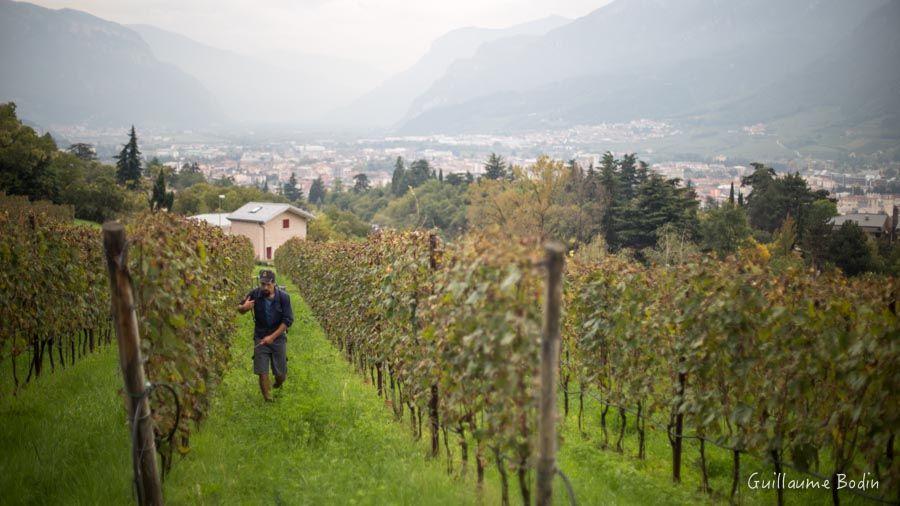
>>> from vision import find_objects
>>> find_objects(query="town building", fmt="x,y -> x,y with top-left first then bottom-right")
228,202 -> 314,261
829,206 -> 898,240
190,202 -> 314,262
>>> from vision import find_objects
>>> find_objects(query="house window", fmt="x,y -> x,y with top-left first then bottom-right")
266,246 -> 272,259
283,218 -> 290,229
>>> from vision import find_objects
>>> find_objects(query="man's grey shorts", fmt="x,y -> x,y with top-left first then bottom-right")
253,337 -> 287,376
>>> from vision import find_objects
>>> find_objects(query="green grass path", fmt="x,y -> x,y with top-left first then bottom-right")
161,270 -> 487,505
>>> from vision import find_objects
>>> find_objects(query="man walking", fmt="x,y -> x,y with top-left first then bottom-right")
238,269 -> 294,401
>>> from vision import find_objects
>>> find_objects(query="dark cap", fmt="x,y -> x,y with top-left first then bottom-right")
258,270 -> 276,283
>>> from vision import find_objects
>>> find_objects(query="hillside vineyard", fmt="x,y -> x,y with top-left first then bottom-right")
275,232 -> 899,505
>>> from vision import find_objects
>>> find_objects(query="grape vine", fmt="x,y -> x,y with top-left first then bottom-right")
277,232 -> 899,504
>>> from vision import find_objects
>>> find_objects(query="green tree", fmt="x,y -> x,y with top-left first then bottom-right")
698,203 -> 752,258
407,159 -> 434,188
66,143 -> 96,161
391,157 -> 407,196
328,207 -> 371,238
144,156 -> 165,179
172,161 -> 205,190
445,173 -> 468,186
353,173 -> 371,193
618,153 -> 638,200
149,168 -> 174,212
645,222 -> 701,266
48,152 -> 133,222
741,163 -> 830,233
282,172 -> 302,202
598,151 -> 622,248
115,125 -> 142,189
308,176 -> 326,205
826,222 -> 876,276
0,102 -> 58,199
615,174 -> 699,251
483,153 -> 507,180
799,199 -> 838,267
374,179 -> 467,236
172,182 -> 288,215
769,215 -> 798,258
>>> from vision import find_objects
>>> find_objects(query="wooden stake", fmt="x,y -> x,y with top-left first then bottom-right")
428,233 -> 440,458
537,242 -> 565,506
102,222 -> 163,506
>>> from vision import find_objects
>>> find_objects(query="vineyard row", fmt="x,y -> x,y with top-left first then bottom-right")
275,231 -> 899,505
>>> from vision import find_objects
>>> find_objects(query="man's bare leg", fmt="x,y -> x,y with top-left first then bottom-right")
273,374 -> 286,389
258,374 -> 273,401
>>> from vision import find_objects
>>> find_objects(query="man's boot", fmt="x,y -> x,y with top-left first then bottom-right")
273,374 -> 286,389
259,374 -> 273,402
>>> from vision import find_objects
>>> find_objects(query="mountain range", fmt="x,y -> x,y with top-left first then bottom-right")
0,0 -> 220,128
397,0 -> 895,133
330,15 -> 570,128
2,0 -> 898,160
129,24 -> 385,126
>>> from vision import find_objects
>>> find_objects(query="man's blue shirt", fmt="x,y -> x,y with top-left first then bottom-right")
245,287 -> 294,341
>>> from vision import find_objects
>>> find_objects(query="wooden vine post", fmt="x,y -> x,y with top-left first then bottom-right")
537,242 -> 565,506
672,358 -> 686,483
428,232 -> 441,458
102,222 -> 164,506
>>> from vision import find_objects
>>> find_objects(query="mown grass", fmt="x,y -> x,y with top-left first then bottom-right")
554,391 -> 884,506
0,345 -> 133,505
162,268 -> 489,505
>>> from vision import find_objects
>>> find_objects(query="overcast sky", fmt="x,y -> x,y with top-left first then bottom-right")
28,0 -> 612,74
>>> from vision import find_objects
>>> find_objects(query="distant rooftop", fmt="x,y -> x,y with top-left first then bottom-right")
829,213 -> 891,229
227,202 -> 314,223
190,213 -> 231,227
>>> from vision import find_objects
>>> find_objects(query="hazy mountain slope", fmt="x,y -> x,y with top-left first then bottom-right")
130,24 -> 384,126
332,15 -> 570,128
398,0 -> 887,134
713,0 -> 900,129
0,0 -> 221,128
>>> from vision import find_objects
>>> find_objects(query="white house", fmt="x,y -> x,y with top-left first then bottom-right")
226,202 -> 314,261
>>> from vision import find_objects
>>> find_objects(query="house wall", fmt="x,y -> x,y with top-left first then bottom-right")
230,220 -> 265,260
264,211 -> 307,260
228,212 -> 308,262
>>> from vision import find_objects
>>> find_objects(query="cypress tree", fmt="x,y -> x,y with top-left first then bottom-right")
282,172 -> 301,202
483,153 -> 507,180
391,156 -> 407,196
308,176 -> 326,205
149,168 -> 174,212
115,125 -> 142,188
